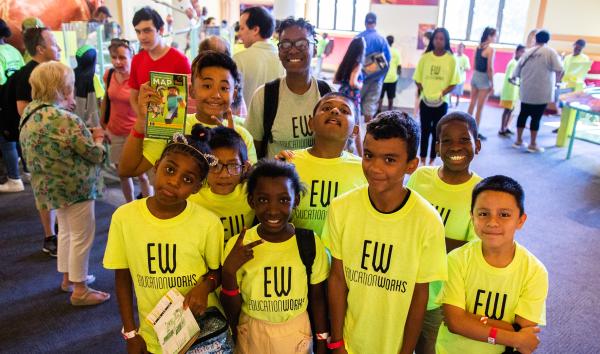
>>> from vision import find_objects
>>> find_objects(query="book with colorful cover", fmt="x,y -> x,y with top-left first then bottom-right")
146,288 -> 200,354
146,72 -> 188,140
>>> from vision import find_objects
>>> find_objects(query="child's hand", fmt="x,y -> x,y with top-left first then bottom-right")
210,108 -> 235,129
332,347 -> 348,354
223,228 -> 263,276
275,150 -> 295,161
138,83 -> 162,119
183,281 -> 210,315
515,326 -> 541,354
315,340 -> 328,354
126,335 -> 148,354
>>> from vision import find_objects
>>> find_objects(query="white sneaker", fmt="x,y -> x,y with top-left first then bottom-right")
527,145 -> 545,153
0,178 -> 25,192
21,172 -> 31,184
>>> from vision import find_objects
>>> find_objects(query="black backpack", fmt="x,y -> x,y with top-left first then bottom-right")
259,78 -> 332,159
0,71 -> 22,142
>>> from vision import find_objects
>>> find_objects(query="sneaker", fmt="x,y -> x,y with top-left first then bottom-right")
505,129 -> 515,135
498,130 -> 508,137
43,235 -> 57,257
21,172 -> 31,184
512,141 -> 524,149
527,145 -> 545,153
477,133 -> 487,141
0,178 -> 25,193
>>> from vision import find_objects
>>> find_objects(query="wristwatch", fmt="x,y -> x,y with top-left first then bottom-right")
121,326 -> 138,340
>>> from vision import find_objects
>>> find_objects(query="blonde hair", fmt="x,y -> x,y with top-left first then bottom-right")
29,61 -> 74,103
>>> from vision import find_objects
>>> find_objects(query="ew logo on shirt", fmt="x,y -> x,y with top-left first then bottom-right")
310,180 -> 339,208
429,65 -> 442,76
292,115 -> 313,138
136,243 -> 199,290
221,214 -> 246,238
473,289 -> 508,320
248,266 -> 305,312
343,240 -> 408,293
432,204 -> 452,225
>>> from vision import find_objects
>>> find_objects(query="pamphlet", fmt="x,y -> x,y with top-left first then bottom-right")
146,71 -> 188,140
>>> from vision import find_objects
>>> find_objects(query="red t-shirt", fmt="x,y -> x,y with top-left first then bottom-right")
129,48 -> 191,91
104,70 -> 137,136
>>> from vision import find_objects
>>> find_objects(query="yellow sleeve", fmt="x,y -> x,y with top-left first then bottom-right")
449,56 -> 461,86
233,123 -> 258,163
406,168 -> 421,189
93,74 -> 105,99
321,201 -> 341,260
204,217 -> 224,270
142,137 -> 168,166
310,236 -> 331,284
416,216 -> 447,283
103,208 -> 129,269
438,249 -> 466,309
413,55 -> 425,83
514,261 -> 548,325
465,220 -> 478,242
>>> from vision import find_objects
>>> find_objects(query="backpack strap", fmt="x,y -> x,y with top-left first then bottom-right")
19,104 -> 52,132
103,68 -> 115,125
260,78 -> 281,159
295,227 -> 316,286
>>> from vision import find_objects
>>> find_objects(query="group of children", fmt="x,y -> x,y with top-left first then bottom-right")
103,48 -> 548,354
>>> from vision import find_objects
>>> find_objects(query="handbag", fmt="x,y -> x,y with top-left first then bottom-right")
186,307 -> 234,354
363,52 -> 389,76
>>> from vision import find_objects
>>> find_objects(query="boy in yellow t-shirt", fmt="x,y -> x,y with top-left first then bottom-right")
323,112 -> 447,354
408,111 -> 482,354
278,93 -> 367,236
436,175 -> 548,354
104,136 -> 224,353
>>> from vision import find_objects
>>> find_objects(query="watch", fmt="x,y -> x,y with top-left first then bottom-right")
121,326 -> 138,340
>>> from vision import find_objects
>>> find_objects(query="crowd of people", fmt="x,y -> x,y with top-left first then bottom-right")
5,5 -> 590,353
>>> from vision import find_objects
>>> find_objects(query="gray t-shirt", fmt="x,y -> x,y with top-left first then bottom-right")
512,45 -> 563,104
245,77 -> 325,158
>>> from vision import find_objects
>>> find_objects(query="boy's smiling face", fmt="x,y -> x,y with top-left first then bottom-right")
472,191 -> 527,250
309,96 -> 358,143
436,120 -> 480,174
192,66 -> 236,120
362,134 -> 419,195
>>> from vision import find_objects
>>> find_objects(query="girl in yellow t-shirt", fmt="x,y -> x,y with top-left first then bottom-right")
187,124 -> 254,242
221,159 -> 330,354
104,133 -> 224,353
436,175 -> 548,354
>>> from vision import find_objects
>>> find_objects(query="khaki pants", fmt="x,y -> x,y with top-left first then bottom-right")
415,307 -> 443,354
236,311 -> 312,354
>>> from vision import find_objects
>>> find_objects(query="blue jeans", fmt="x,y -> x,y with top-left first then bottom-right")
0,135 -> 20,179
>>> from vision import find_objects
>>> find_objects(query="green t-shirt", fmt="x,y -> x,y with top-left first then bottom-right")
316,38 -> 330,58
289,148 -> 366,236
435,240 -> 548,354
0,43 -> 25,85
407,166 -> 482,310
384,47 -> 402,84
413,51 -> 460,103
500,59 -> 519,102
455,54 -> 471,84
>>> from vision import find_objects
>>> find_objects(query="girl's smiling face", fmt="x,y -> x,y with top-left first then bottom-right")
192,66 -> 236,121
248,176 -> 298,237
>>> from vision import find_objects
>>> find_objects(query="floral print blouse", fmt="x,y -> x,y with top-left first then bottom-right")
19,100 -> 106,210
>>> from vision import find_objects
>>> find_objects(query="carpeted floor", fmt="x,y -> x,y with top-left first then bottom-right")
1,104 -> 599,353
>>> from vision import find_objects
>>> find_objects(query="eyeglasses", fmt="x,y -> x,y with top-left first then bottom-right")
277,39 -> 314,51
209,162 -> 244,176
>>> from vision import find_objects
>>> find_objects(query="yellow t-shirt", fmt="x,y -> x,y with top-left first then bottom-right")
413,51 -> 460,103
322,185 -> 447,354
189,183 -> 254,242
407,166 -> 482,310
103,199 -> 224,354
436,240 -> 548,354
290,148 -> 367,236
142,114 -> 257,165
562,53 -> 591,90
223,225 -> 330,323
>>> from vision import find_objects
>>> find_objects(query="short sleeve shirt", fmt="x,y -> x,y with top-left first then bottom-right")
129,48 -> 191,91
513,45 -> 563,104
413,52 -> 460,103
15,60 -> 39,102
104,69 -> 137,136
0,43 -> 25,85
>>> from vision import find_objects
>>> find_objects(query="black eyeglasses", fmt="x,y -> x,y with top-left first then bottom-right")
209,162 -> 244,176
277,39 -> 314,51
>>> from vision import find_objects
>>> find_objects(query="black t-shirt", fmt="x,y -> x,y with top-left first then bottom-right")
15,60 -> 39,102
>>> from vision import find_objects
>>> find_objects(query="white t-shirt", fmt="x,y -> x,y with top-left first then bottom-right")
245,77 -> 328,158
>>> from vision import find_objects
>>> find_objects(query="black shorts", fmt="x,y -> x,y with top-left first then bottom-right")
380,81 -> 397,99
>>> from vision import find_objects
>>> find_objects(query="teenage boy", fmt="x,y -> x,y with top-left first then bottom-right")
129,7 -> 191,116
278,92 -> 367,236
323,111 -> 447,354
407,112 -> 482,354
436,175 -> 548,354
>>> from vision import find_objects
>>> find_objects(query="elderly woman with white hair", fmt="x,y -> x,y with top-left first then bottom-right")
19,61 -> 110,306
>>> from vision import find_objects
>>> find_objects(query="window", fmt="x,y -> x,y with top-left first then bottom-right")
441,0 -> 529,45
311,0 -> 371,32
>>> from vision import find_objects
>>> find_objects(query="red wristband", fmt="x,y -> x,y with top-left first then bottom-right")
220,287 -> 240,296
130,128 -> 145,139
327,339 -> 344,350
488,327 -> 498,345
